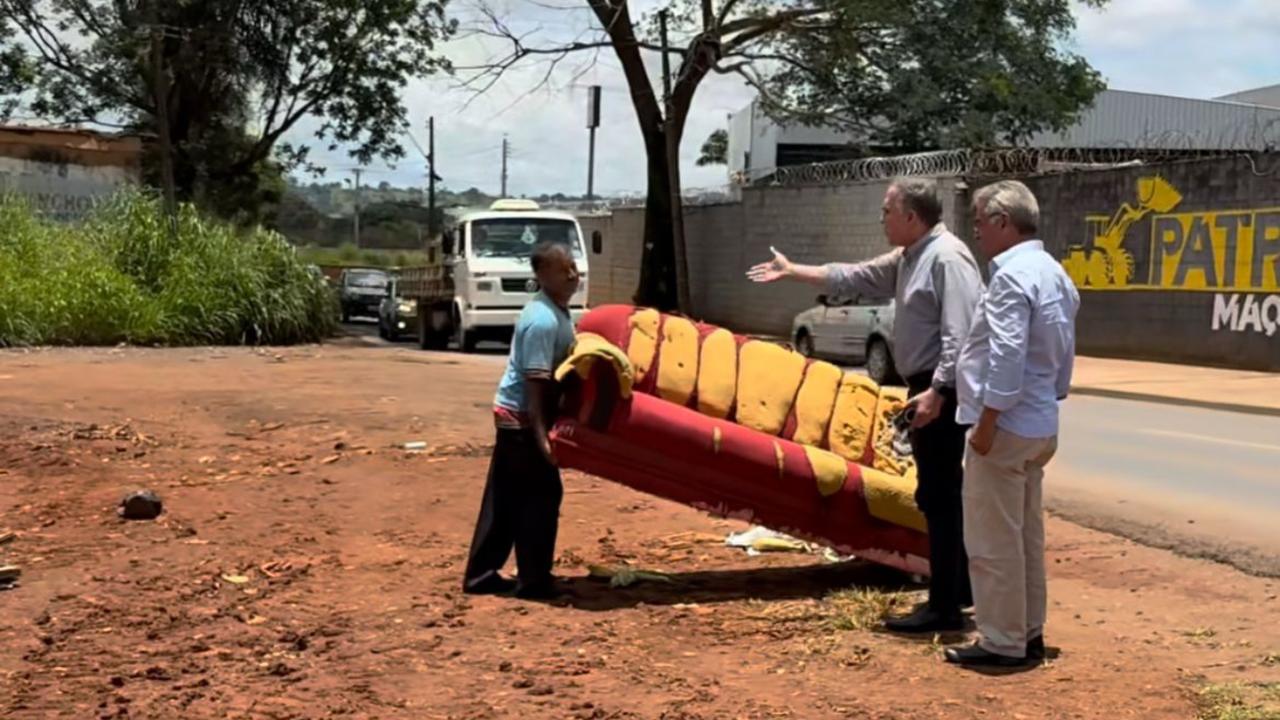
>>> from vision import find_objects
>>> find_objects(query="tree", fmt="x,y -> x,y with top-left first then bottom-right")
0,0 -> 456,221
697,128 -> 727,166
463,0 -> 1106,312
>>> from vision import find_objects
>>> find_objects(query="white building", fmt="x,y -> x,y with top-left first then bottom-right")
727,88 -> 1280,184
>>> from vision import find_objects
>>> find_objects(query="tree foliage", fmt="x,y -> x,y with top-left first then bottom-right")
697,129 -> 727,166
0,0 -> 456,221
754,0 -> 1107,151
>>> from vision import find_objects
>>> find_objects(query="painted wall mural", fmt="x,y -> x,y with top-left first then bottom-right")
1061,175 -> 1280,340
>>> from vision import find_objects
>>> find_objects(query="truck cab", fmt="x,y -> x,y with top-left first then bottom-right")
422,199 -> 589,351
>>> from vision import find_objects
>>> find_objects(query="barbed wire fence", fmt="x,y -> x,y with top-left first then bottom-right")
744,123 -> 1280,189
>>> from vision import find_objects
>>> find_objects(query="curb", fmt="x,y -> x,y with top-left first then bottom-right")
1069,386 -> 1280,418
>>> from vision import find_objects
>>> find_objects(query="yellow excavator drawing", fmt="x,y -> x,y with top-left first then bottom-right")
1062,176 -> 1183,288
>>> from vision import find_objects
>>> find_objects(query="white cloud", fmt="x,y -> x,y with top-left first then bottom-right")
1071,0 -> 1280,97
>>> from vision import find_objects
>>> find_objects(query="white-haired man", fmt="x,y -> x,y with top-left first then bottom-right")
946,180 -> 1079,667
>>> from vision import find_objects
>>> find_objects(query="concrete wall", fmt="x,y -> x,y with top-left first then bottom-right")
1022,154 -> 1280,370
582,178 -> 964,337
0,126 -> 143,222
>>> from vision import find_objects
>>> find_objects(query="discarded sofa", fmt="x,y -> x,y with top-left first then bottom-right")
550,305 -> 930,576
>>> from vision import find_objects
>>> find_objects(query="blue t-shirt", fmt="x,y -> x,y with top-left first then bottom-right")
493,292 -> 575,420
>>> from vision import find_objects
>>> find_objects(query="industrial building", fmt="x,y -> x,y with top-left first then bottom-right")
727,87 -> 1280,184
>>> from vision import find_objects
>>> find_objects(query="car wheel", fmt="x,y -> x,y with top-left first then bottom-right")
866,338 -> 897,385
461,328 -> 479,353
795,331 -> 815,358
386,319 -> 400,342
377,319 -> 388,339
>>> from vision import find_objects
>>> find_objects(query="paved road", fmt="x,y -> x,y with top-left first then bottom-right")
1048,395 -> 1280,572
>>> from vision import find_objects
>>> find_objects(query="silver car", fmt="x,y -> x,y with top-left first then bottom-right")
792,293 -> 901,385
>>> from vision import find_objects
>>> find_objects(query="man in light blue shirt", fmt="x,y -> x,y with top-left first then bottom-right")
464,241 -> 579,600
946,180 -> 1080,668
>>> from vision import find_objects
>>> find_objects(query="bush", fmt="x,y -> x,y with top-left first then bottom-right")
0,192 -> 338,347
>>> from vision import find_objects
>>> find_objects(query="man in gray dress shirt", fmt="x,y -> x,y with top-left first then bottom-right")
944,180 -> 1079,667
748,177 -> 985,633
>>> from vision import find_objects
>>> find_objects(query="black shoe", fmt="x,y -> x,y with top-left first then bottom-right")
1027,635 -> 1045,661
463,572 -> 518,595
884,606 -> 965,634
944,642 -> 1027,667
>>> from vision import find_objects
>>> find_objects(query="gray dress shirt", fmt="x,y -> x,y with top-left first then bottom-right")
825,224 -> 985,388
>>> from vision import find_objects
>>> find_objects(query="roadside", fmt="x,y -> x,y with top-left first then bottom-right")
1070,356 -> 1280,417
1,342 -> 1278,719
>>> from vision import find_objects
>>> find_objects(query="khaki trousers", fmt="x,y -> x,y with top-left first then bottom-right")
963,428 -> 1058,658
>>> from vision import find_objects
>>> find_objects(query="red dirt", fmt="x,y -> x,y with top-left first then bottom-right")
1,339 -> 1277,719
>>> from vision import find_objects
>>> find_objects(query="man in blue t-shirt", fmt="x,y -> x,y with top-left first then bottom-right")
463,241 -> 579,600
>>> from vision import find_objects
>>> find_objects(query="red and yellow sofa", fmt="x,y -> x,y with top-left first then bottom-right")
550,305 -> 930,575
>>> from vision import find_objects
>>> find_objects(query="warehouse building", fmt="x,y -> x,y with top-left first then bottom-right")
727,87 -> 1280,184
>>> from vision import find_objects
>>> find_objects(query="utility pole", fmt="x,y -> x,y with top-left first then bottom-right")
350,168 -> 363,248
586,86 -> 601,202
500,136 -> 510,197
658,9 -> 691,314
427,116 -> 437,242
147,1 -> 177,238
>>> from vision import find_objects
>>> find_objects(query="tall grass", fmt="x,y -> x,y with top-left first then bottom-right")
0,192 -> 337,347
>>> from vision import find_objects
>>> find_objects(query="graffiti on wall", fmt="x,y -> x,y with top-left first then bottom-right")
0,160 -> 132,222
1061,175 -> 1280,337
1063,175 -> 1280,292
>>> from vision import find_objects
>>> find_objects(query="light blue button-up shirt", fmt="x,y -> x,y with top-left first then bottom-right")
956,240 -> 1080,438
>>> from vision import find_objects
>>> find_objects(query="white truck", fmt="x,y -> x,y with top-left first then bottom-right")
399,199 -> 589,352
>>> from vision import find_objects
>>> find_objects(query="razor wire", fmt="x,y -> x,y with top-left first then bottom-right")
754,124 -> 1280,188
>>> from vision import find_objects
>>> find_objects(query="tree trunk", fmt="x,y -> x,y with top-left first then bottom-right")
633,124 -> 679,311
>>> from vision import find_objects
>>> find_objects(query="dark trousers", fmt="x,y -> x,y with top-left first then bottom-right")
907,372 -> 973,614
463,427 -> 564,591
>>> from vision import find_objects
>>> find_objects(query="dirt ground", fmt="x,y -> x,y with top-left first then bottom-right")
1,335 -> 1278,719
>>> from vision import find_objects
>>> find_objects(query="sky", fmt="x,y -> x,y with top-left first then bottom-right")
289,0 -> 1280,197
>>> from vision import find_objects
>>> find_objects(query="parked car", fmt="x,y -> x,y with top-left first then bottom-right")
338,268 -> 390,322
377,275 -> 419,342
791,293 -> 901,385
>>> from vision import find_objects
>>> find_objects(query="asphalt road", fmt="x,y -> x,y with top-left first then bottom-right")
1048,395 -> 1280,574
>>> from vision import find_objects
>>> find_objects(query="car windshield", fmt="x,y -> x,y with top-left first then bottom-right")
348,270 -> 388,288
470,218 -> 582,259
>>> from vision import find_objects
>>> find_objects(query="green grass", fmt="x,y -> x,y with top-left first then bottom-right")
1197,682 -> 1280,720
0,192 -> 337,347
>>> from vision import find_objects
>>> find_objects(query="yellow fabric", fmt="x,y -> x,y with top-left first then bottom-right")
773,441 -> 786,480
656,317 -> 699,406
627,309 -> 661,384
803,445 -> 849,497
553,332 -> 635,398
870,386 -> 916,477
735,341 -> 807,436
827,373 -> 881,461
696,329 -> 737,419
862,466 -> 926,532
792,361 -> 842,447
